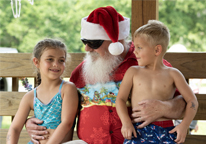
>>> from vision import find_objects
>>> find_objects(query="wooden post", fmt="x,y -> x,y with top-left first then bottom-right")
12,77 -> 19,121
131,0 -> 158,39
12,78 -> 19,92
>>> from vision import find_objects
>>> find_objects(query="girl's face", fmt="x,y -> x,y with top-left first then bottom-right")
34,48 -> 66,81
133,35 -> 156,66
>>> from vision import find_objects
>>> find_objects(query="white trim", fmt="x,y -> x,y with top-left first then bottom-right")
80,17 -> 130,40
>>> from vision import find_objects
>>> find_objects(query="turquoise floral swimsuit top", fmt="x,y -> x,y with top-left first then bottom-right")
33,80 -> 64,129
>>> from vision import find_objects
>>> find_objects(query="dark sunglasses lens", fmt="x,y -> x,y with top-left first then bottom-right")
81,39 -> 87,45
81,39 -> 104,49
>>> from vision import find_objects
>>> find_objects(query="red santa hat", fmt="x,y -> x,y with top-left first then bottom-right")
81,6 -> 130,55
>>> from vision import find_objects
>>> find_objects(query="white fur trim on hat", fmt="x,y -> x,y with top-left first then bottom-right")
81,17 -> 130,40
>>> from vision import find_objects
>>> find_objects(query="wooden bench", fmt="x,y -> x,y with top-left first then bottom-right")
0,52 -> 206,143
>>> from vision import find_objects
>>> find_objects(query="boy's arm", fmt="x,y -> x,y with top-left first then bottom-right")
116,67 -> 134,124
7,92 -> 33,144
170,68 -> 198,125
116,67 -> 137,139
169,68 -> 198,143
46,82 -> 78,144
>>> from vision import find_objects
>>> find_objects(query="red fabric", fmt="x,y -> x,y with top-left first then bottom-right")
70,42 -> 180,144
77,106 -> 126,144
70,61 -> 85,88
152,120 -> 174,128
87,6 -> 124,43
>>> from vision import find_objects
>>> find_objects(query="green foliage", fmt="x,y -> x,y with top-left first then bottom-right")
159,0 -> 206,51
0,0 -> 205,52
0,0 -> 131,53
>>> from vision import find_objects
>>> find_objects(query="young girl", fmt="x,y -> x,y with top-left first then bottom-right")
6,38 -> 79,144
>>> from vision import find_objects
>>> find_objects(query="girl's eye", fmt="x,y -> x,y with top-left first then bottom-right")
47,58 -> 53,61
138,47 -> 142,49
60,59 -> 65,63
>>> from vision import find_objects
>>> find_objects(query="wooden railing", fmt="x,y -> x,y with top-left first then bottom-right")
0,52 -> 206,143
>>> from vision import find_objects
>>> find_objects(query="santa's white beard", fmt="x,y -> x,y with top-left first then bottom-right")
82,51 -> 123,84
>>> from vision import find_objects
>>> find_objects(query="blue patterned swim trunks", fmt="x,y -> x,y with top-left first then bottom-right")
124,122 -> 177,144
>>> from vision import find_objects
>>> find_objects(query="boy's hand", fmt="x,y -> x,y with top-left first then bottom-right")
121,123 -> 137,140
169,123 -> 188,144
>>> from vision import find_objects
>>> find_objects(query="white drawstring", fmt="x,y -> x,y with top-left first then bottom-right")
11,0 -> 34,18
11,0 -> 21,18
28,0 -> 34,5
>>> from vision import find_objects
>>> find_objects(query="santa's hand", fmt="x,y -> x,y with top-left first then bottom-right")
25,117 -> 48,143
131,100 -> 164,128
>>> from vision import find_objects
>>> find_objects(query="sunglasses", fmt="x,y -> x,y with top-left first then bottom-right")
81,39 -> 104,49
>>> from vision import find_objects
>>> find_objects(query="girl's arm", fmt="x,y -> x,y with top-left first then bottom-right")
6,91 -> 33,144
116,67 -> 137,139
46,82 -> 78,144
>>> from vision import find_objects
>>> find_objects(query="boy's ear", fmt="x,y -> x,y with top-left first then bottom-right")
155,45 -> 162,56
33,57 -> 39,68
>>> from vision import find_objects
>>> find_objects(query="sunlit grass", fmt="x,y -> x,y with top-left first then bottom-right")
1,116 -> 26,129
191,121 -> 206,135
1,116 -> 11,129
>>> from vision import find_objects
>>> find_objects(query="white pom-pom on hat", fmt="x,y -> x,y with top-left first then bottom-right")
108,42 -> 124,55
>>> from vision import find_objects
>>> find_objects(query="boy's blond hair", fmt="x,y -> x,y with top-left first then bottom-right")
134,20 -> 170,54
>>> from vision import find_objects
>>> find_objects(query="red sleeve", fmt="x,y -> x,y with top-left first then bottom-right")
163,59 -> 172,67
70,61 -> 85,88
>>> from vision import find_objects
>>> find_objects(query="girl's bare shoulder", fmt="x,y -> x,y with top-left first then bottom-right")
20,89 -> 34,108
23,89 -> 35,99
62,81 -> 76,89
61,81 -> 78,97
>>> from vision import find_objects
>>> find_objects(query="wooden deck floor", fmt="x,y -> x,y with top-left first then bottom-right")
0,129 -> 79,143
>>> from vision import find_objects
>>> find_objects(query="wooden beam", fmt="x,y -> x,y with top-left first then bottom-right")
131,0 -> 158,38
0,129 -> 30,144
185,135 -> 206,144
1,91 -> 205,120
0,129 -> 79,144
0,92 -> 33,116
194,94 -> 206,120
164,52 -> 206,78
1,53 -> 205,79
0,53 -> 85,77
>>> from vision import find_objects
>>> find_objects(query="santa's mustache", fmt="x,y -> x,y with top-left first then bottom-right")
82,52 -> 123,84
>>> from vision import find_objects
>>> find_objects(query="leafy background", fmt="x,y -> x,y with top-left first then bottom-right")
0,0 -> 206,52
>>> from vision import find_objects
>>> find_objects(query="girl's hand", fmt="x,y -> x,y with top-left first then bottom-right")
25,117 -> 48,144
121,123 -> 137,140
169,123 -> 188,144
